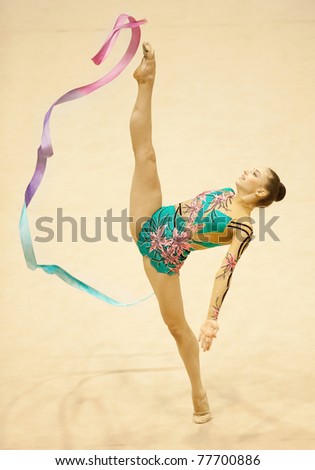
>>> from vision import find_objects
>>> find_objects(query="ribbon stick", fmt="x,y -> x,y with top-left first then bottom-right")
19,14 -> 154,306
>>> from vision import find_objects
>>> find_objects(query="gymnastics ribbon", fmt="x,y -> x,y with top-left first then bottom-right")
19,14 -> 154,307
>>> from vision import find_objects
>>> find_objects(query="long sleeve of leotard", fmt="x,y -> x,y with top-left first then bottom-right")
208,221 -> 253,320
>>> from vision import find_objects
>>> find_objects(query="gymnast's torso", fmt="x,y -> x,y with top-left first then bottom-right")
136,187 -> 253,275
174,187 -> 252,249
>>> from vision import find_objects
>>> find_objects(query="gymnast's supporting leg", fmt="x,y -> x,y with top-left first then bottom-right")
142,256 -> 211,422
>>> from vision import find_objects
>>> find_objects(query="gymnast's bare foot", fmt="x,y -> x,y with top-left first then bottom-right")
192,393 -> 212,424
133,42 -> 156,84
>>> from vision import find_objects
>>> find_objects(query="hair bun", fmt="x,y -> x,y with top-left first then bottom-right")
276,182 -> 286,202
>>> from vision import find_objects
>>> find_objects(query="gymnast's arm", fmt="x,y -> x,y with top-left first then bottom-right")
198,222 -> 253,352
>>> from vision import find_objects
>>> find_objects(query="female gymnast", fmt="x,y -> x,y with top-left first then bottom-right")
129,42 -> 286,424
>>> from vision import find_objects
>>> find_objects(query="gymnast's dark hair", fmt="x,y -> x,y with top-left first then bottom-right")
257,168 -> 286,207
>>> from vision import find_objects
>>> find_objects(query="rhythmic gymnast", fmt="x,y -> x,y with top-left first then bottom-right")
129,42 -> 286,424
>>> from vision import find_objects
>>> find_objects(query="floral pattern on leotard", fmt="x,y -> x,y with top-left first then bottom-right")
203,191 -> 234,220
216,252 -> 238,280
166,227 -> 192,256
149,225 -> 172,252
149,225 -> 194,272
209,297 -> 221,320
182,198 -> 203,222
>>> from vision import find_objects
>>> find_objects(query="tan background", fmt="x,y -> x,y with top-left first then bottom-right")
1,0 -> 315,450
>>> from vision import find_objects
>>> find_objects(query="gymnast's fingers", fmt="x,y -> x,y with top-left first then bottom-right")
207,337 -> 213,351
201,335 -> 208,351
201,336 -> 210,352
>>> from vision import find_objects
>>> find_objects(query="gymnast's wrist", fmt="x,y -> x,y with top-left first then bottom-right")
207,306 -> 220,321
207,315 -> 219,322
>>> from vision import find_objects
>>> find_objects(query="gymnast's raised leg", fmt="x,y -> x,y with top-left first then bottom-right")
129,42 -> 211,423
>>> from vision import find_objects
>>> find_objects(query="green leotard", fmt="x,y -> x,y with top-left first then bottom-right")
136,187 -> 237,275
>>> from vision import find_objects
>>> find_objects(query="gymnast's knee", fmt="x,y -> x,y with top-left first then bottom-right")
165,320 -> 190,340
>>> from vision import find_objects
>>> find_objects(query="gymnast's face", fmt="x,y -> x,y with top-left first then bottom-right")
236,167 -> 270,198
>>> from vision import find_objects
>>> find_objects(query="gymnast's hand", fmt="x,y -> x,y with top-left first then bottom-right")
198,319 -> 220,352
